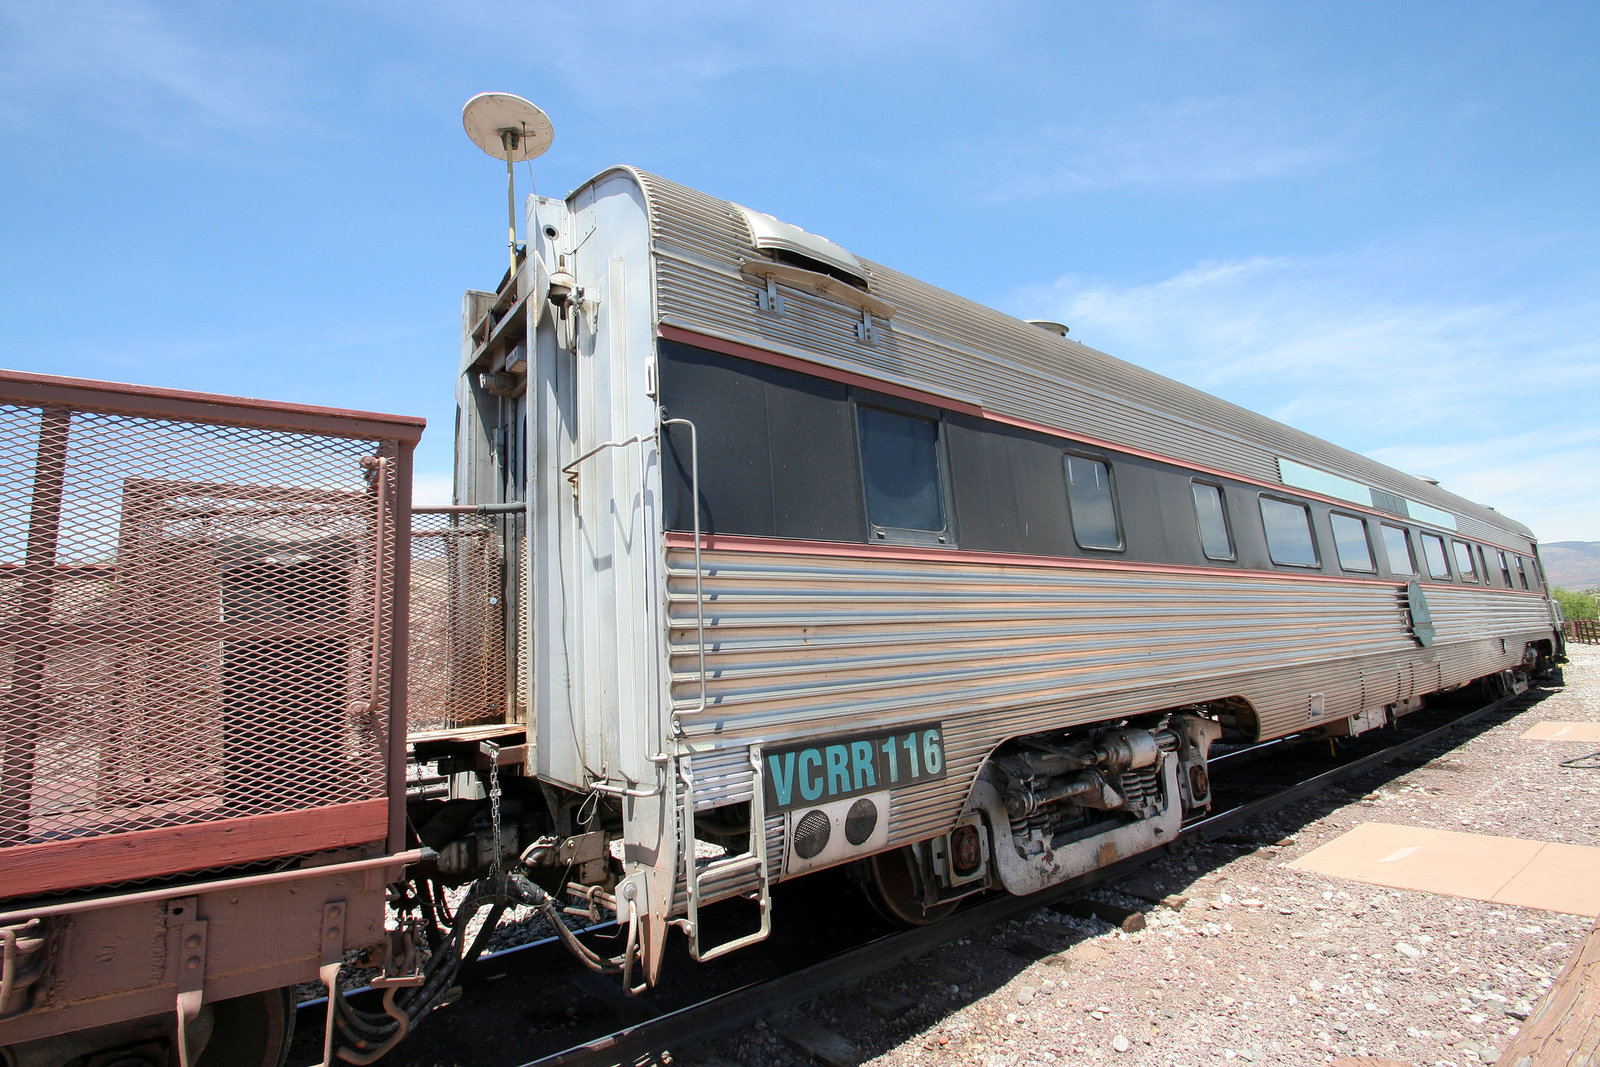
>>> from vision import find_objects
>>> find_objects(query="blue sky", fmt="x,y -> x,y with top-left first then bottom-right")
2,1 -> 1596,540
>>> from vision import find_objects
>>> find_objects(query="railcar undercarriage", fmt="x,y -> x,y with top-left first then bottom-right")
959,713 -> 1221,899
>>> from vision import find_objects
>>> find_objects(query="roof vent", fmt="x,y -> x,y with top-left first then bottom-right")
1027,320 -> 1070,337
736,205 -> 868,289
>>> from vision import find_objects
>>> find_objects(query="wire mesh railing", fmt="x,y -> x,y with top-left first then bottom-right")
407,508 -> 520,733
0,370 -> 421,900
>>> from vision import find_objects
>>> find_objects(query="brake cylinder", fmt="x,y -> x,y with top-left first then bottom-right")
1093,728 -> 1161,771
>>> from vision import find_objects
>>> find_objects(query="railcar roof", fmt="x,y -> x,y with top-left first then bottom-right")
569,167 -> 1536,547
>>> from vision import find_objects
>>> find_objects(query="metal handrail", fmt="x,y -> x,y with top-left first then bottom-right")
412,502 -> 525,515
661,418 -> 706,724
560,432 -> 656,495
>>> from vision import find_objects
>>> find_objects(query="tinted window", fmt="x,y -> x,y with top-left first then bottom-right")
1516,556 -> 1529,589
857,406 -> 946,539
1381,524 -> 1416,577
1191,481 -> 1234,560
1421,533 -> 1450,579
1065,454 -> 1121,550
659,340 -> 866,542
1260,497 -> 1319,567
1452,540 -> 1477,582
1331,513 -> 1375,572
1497,551 -> 1513,587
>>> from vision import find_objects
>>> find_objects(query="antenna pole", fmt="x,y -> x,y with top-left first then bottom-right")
464,95 -> 552,277
502,128 -> 519,278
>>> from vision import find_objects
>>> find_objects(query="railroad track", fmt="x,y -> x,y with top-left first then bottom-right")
292,682 -> 1546,1067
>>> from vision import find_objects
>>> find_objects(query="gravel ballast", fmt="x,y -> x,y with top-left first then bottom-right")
696,644 -> 1600,1067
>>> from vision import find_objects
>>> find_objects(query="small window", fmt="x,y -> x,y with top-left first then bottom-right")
1065,454 -> 1122,550
1260,497 -> 1319,568
857,405 -> 947,542
1420,533 -> 1450,580
1191,481 -> 1234,560
1330,513 -> 1375,572
1497,551 -> 1513,587
1516,556 -> 1529,590
1381,524 -> 1416,578
1452,540 -> 1477,582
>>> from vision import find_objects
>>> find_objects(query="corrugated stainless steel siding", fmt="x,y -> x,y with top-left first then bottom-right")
682,745 -> 754,811
665,545 -> 1548,850
626,170 -> 1536,550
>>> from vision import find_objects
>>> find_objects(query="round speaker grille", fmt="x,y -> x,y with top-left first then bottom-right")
844,797 -> 879,846
793,809 -> 832,859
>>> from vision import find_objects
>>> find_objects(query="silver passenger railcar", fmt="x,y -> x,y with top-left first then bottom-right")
448,162 -> 1562,982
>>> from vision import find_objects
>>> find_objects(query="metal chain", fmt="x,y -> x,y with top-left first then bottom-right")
482,741 -> 504,880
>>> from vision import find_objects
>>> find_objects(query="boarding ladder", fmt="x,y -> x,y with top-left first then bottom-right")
676,748 -> 772,961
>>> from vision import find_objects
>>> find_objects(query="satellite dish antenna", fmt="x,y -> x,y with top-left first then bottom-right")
462,93 -> 554,277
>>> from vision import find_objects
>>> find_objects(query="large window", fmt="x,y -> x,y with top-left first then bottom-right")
1452,540 -> 1478,582
1330,513 -> 1375,572
1191,481 -> 1234,560
1260,497 -> 1319,568
1065,454 -> 1122,550
1381,524 -> 1416,578
857,405 -> 948,543
1420,533 -> 1450,580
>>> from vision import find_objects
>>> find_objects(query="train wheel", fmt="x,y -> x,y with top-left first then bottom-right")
194,988 -> 294,1067
0,989 -> 291,1067
858,847 -> 958,926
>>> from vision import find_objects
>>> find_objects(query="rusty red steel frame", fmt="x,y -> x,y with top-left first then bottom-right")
0,366 -> 423,899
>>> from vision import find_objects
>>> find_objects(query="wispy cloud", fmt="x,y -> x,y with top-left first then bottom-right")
956,95 -> 1361,200
369,0 -> 987,118
0,1 -> 299,148
1008,249 -> 1600,540
1369,429 -> 1600,547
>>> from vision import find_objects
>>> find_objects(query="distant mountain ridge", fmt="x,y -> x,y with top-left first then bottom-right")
1543,541 -> 1600,590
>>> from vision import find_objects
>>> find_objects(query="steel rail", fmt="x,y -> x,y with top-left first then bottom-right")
514,683 -> 1540,1067
1187,685 -> 1531,840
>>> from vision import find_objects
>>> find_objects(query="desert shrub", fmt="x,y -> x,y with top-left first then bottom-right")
1551,585 -> 1599,621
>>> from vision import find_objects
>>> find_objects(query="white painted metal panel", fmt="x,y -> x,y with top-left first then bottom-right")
527,177 -> 665,793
